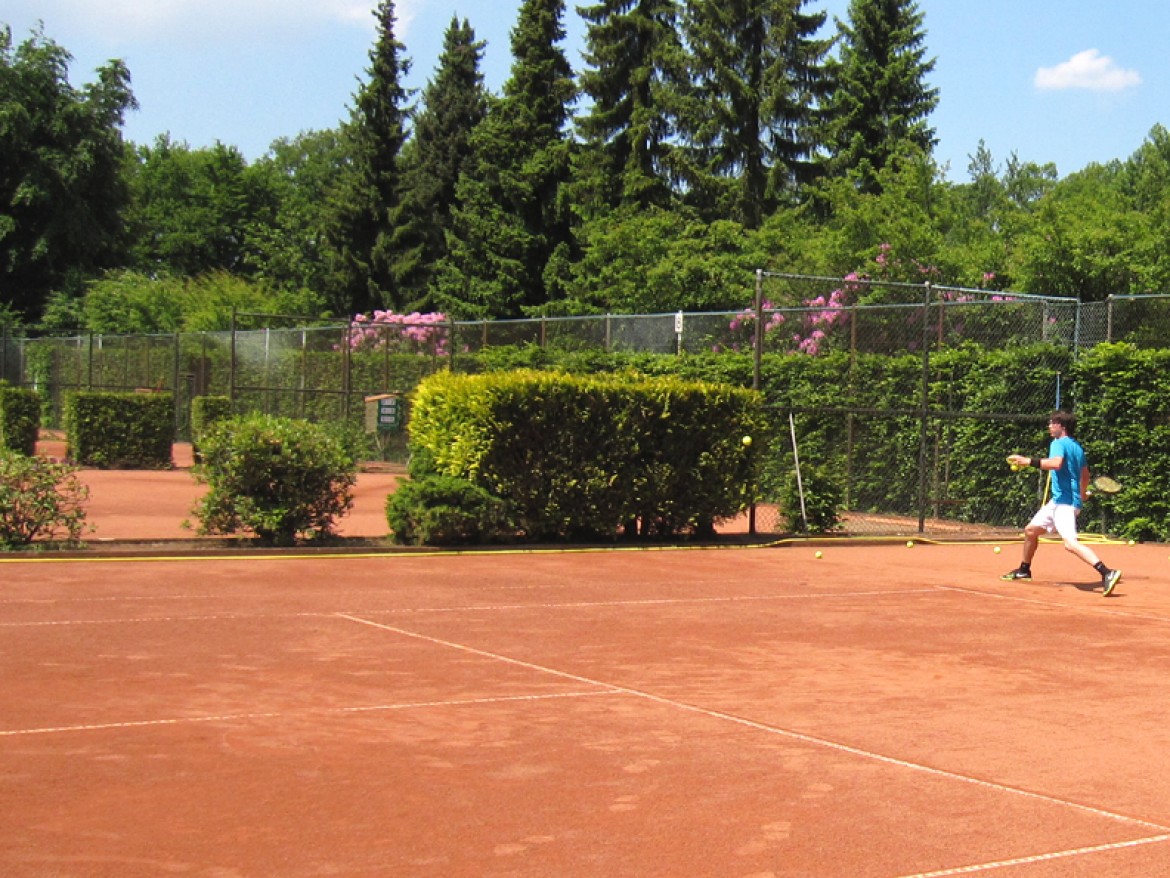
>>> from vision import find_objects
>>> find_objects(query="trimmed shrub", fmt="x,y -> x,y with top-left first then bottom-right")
0,384 -> 41,455
0,451 -> 90,548
192,413 -> 357,545
408,370 -> 765,540
386,474 -> 513,546
65,391 -> 175,468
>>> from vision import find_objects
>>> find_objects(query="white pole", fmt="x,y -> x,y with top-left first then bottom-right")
789,412 -> 808,531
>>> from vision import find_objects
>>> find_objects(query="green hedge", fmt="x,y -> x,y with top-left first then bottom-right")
408,370 -> 765,540
0,384 -> 41,455
64,392 -> 175,469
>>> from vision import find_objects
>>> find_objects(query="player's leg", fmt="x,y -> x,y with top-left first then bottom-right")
1054,505 -> 1121,594
1002,505 -> 1048,580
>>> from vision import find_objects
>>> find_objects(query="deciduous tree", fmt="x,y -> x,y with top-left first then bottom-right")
0,25 -> 135,321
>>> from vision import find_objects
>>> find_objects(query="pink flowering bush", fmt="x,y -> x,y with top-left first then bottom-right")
728,273 -> 864,356
344,310 -> 449,355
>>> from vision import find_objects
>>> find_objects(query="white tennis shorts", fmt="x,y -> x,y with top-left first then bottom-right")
1029,500 -> 1080,542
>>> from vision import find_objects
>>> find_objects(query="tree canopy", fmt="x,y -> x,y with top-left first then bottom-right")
2,5 -> 1168,334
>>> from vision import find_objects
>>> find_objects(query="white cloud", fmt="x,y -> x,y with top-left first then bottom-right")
1034,49 -> 1142,92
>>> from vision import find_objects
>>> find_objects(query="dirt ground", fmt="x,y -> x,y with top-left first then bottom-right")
34,433 -> 402,544
2,541 -> 1168,877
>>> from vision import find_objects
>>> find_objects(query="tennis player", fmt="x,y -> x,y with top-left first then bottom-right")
1002,410 -> 1122,596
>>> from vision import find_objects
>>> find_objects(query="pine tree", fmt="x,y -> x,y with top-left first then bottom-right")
676,0 -> 832,228
575,0 -> 686,212
825,0 -> 939,192
433,0 -> 576,318
394,18 -> 488,311
324,0 -> 412,316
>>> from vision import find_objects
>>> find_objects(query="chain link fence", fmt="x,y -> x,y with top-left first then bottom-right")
2,284 -> 1164,538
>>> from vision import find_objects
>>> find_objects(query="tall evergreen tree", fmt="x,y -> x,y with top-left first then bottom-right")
824,0 -> 938,192
433,0 -> 577,318
676,0 -> 832,228
0,25 -> 136,322
395,17 -> 488,310
574,0 -> 686,212
324,0 -> 412,316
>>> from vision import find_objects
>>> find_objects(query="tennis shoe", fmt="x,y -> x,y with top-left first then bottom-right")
1103,569 -> 1122,596
1000,568 -> 1031,581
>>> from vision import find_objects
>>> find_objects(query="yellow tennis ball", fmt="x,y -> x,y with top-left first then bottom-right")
814,550 -> 823,559
1128,539 -> 1136,546
741,435 -> 752,447
1010,464 -> 1022,472
906,540 -> 914,548
993,546 -> 1001,554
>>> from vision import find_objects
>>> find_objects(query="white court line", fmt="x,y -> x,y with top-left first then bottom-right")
937,585 -> 1170,624
0,589 -> 938,629
0,612 -> 320,628
0,690 -> 616,737
347,588 -> 938,616
337,612 -> 1170,839
894,834 -> 1170,877
0,594 -> 219,606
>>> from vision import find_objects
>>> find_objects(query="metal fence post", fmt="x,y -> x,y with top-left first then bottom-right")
916,283 -> 933,534
753,269 -> 763,391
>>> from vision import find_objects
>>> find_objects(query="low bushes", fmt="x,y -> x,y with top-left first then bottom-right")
0,451 -> 90,548
191,413 -> 357,546
386,474 -> 512,546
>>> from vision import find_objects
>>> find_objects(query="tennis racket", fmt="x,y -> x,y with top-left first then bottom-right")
1090,475 -> 1122,494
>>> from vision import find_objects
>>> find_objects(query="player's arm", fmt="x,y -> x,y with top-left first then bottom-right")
1006,452 -> 1062,471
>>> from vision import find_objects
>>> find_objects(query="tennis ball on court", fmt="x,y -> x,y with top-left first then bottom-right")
993,546 -> 1001,554
814,550 -> 823,559
741,434 -> 752,447
906,540 -> 914,548
1128,539 -> 1136,546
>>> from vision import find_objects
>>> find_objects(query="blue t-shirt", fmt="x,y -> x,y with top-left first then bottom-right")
1048,435 -> 1085,508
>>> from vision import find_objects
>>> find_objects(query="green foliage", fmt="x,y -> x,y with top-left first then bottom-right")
824,0 -> 939,190
1073,343 -> 1170,541
0,384 -> 41,455
395,17 -> 489,310
245,129 -> 346,297
64,392 -> 175,469
386,473 -> 513,545
574,0 -> 684,213
324,0 -> 412,315
780,463 -> 843,534
0,450 -> 89,548
190,395 -> 232,460
124,137 -> 268,278
409,370 -> 765,540
677,0 -> 832,225
433,0 -> 576,319
81,270 -> 327,334
0,24 -> 135,320
192,413 -> 358,545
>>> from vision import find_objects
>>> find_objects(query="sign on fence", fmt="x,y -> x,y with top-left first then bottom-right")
364,394 -> 402,432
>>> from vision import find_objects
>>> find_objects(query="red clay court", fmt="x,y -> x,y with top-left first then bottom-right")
2,533 -> 1169,877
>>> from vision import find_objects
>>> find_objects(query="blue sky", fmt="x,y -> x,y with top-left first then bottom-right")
4,1 -> 1164,181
